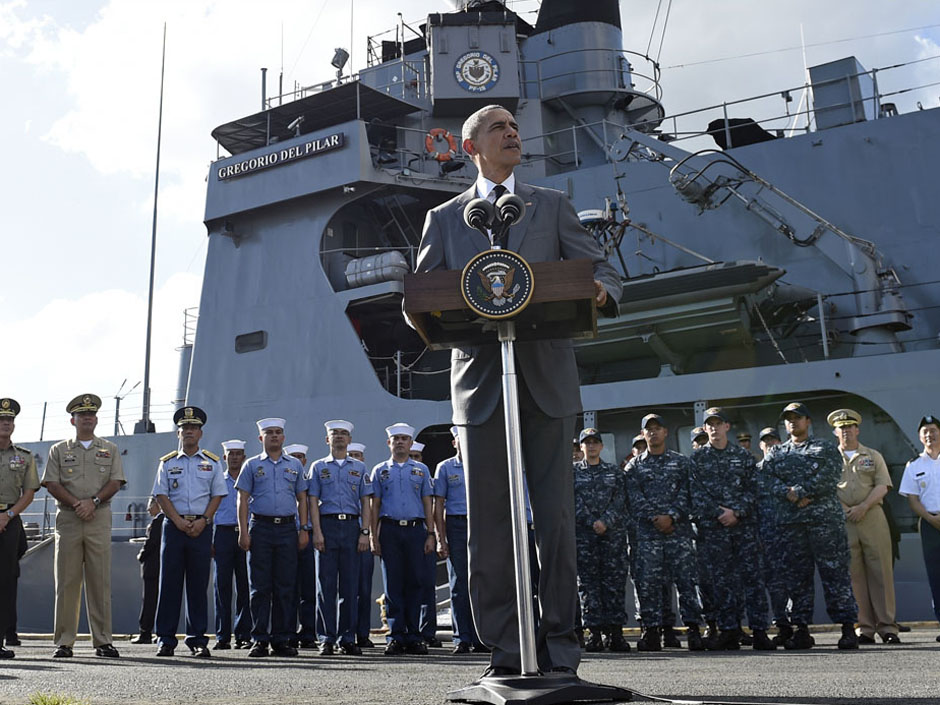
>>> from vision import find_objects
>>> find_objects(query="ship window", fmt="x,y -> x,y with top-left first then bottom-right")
235,330 -> 267,353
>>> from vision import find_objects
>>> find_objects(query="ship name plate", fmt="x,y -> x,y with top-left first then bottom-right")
217,132 -> 345,180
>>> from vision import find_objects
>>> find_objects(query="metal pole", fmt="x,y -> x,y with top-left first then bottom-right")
114,396 -> 121,436
818,292 -> 830,359
261,67 -> 267,109
136,23 -> 165,435
39,401 -> 47,442
497,320 -> 538,676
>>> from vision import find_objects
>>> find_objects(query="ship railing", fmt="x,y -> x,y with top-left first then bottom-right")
519,48 -> 662,103
19,495 -> 169,542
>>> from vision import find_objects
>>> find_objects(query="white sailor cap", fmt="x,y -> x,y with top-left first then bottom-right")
386,422 -> 415,438
450,426 -> 459,437
411,442 -> 425,452
284,444 -> 309,456
348,442 -> 366,453
325,419 -> 354,433
221,439 -> 246,451
257,417 -> 286,432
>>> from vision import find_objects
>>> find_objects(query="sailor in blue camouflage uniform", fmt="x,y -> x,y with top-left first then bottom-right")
756,426 -> 793,644
761,402 -> 858,650
573,428 -> 630,653
625,414 -> 705,651
152,406 -> 228,658
690,408 -> 774,650
308,420 -> 373,655
688,426 -> 721,644
236,417 -> 309,657
370,422 -> 437,655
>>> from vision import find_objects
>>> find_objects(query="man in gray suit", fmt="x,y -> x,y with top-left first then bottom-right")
415,104 -> 622,678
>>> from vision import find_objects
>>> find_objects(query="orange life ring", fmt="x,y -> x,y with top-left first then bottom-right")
425,128 -> 458,162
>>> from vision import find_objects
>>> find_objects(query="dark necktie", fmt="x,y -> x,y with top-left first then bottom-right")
490,184 -> 507,203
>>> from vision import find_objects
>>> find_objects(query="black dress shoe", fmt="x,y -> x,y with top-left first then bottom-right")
0,646 -> 14,659
95,644 -> 120,658
298,639 -> 319,650
424,636 -> 443,648
899,623 -> 911,633
479,665 -> 520,679
130,633 -> 153,645
271,644 -> 298,657
156,644 -> 174,657
452,641 -> 471,654
471,643 -> 491,653
53,645 -> 73,658
406,641 -> 429,655
882,633 -> 901,644
234,639 -> 251,649
858,634 -> 876,644
357,636 -> 375,648
191,646 -> 211,658
339,642 -> 362,656
212,641 -> 231,650
5,635 -> 21,647
319,642 -> 335,656
384,640 -> 406,656
248,642 -> 269,657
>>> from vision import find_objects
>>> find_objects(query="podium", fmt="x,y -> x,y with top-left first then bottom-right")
404,253 -> 631,705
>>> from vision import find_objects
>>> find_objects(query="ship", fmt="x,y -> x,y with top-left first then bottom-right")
15,0 -> 940,634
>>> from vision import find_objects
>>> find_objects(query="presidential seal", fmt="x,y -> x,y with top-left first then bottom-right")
460,249 -> 534,320
454,51 -> 500,93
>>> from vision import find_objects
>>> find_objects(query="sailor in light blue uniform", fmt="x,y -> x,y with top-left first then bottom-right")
410,441 -> 441,647
370,422 -> 436,655
212,439 -> 252,650
348,442 -> 377,647
236,417 -> 309,657
152,406 -> 228,658
285,443 -> 318,649
309,420 -> 373,655
433,427 -> 485,653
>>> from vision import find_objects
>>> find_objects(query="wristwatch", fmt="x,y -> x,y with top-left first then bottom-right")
302,523 -> 313,531
92,496 -> 101,508
5,509 -> 14,519
360,528 -> 370,536
200,515 -> 211,523
427,529 -> 436,536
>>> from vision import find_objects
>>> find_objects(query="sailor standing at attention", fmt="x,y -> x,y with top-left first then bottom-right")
370,422 -> 436,655
348,442 -> 377,648
41,394 -> 125,659
284,443 -> 318,650
152,406 -> 227,658
0,399 -> 40,660
308,420 -> 373,655
213,439 -> 253,650
237,418 -> 309,657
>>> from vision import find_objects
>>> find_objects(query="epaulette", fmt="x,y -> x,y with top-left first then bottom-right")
203,449 -> 220,462
161,450 -> 179,462
13,445 -> 32,455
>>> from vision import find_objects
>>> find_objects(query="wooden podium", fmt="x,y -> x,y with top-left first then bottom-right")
404,254 -> 631,705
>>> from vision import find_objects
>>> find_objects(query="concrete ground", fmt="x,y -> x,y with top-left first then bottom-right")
1,627 -> 937,705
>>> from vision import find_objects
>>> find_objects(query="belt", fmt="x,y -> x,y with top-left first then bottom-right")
0,503 -> 10,512
252,514 -> 295,525
382,518 -> 423,527
321,513 -> 359,520
447,514 -> 467,519
181,515 -> 205,521
216,524 -> 238,530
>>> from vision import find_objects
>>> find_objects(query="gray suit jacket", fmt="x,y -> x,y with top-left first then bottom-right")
415,181 -> 623,425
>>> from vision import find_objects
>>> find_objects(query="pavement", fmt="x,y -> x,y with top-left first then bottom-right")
1,628 -> 938,705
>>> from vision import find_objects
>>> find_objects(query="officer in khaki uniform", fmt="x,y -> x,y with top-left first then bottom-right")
828,408 -> 899,644
41,394 -> 126,658
0,398 -> 40,660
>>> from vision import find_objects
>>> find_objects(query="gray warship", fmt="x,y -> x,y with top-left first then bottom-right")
16,0 -> 940,633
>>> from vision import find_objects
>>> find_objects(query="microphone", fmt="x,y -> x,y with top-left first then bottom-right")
464,198 -> 496,238
492,193 -> 526,249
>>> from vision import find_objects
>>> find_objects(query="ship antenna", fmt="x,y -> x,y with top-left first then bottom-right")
135,23 -> 166,435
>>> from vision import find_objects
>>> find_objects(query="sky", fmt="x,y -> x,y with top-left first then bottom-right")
1,0 -> 938,441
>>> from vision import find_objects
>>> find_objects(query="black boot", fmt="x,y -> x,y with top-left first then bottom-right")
606,626 -> 631,653
585,628 -> 604,653
636,626 -> 661,652
752,629 -> 776,650
685,624 -> 705,651
706,627 -> 741,651
662,625 -> 682,648
772,621 -> 793,646
703,620 -> 719,642
738,624 -> 753,646
837,623 -> 859,650
783,624 -> 814,650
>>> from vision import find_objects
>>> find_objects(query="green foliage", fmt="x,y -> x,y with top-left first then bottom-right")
28,693 -> 89,705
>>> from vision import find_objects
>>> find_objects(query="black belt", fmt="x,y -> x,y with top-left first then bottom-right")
382,518 -> 423,527
216,524 -> 238,530
252,514 -> 295,525
447,514 -> 467,519
321,513 -> 359,520
0,503 -> 10,512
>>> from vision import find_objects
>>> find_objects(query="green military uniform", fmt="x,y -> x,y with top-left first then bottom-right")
0,398 -> 40,658
41,394 -> 125,652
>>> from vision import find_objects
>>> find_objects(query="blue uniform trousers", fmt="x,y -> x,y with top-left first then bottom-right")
316,517 -> 361,645
419,547 -> 438,640
919,519 -> 940,622
213,525 -> 251,643
296,533 -> 318,641
758,517 -> 792,623
699,524 -> 769,630
446,516 -> 480,646
247,520 -> 298,645
380,520 -> 425,644
156,522 -> 212,649
357,551 -> 375,640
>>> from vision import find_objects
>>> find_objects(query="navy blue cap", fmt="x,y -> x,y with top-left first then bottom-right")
578,428 -> 602,443
758,426 -> 780,441
641,413 -> 665,429
690,426 -> 707,443
703,407 -> 729,423
780,402 -> 811,419
919,415 -> 940,431
174,406 -> 207,427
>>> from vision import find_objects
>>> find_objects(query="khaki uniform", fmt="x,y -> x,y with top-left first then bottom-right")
837,442 -> 897,638
0,444 -> 40,639
41,436 -> 125,647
